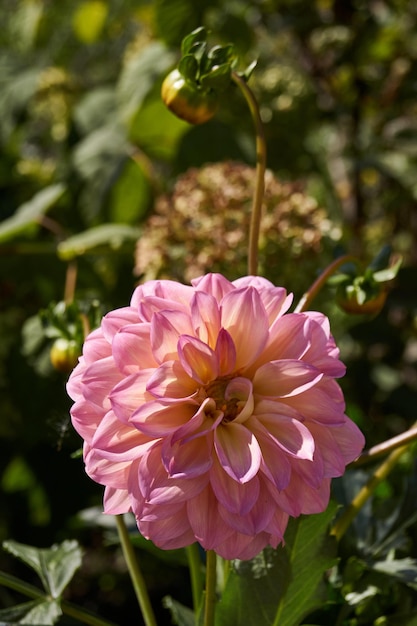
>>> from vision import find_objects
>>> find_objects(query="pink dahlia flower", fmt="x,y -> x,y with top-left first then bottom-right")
67,273 -> 364,560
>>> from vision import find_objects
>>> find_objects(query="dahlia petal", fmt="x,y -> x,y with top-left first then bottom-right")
92,410 -> 153,462
301,314 -> 345,377
131,399 -> 197,437
256,412 -> 315,460
162,434 -> 213,478
178,335 -> 219,384
221,286 -> 269,369
253,359 -> 323,397
190,290 -> 221,347
327,417 -> 365,464
82,328 -> 111,364
150,310 -> 194,363
187,486 -> 235,550
210,456 -> 260,514
171,399 -> 223,445
284,384 -> 346,426
246,416 -> 291,490
82,356 -> 124,410
146,360 -> 197,399
214,328 -> 237,375
84,445 -> 131,489
138,511 -> 197,551
70,398 -> 103,442
140,500 -> 184,521
103,487 -> 131,514
214,531 -> 268,560
101,307 -> 139,342
233,277 -> 293,323
218,480 -> 275,535
263,506 -> 290,541
138,445 -> 208,505
112,323 -> 156,374
110,370 -> 154,424
214,423 -> 261,483
192,273 -> 235,301
262,314 -> 310,364
131,280 -> 193,318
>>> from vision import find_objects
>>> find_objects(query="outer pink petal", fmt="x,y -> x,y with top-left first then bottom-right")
82,328 -> 111,364
130,399 -> 197,437
233,277 -> 293,324
112,323 -> 157,374
246,416 -> 291,490
103,487 -> 131,514
138,509 -> 197,550
70,398 -> 104,442
131,280 -> 193,318
325,417 -> 365,464
283,383 -> 346,426
150,310 -> 194,363
253,359 -> 323,398
146,360 -> 197,399
192,273 -> 235,301
260,314 -> 310,365
178,335 -> 219,384
137,444 -> 209,505
186,486 -> 235,549
101,307 -> 139,342
218,480 -> 275,535
92,410 -> 153,462
214,531 -> 268,560
84,445 -> 131,489
221,287 -> 269,369
210,455 -> 260,514
110,370 -> 154,424
255,411 -> 315,460
190,290 -> 221,348
214,423 -> 261,483
161,434 -> 213,478
82,356 -> 124,410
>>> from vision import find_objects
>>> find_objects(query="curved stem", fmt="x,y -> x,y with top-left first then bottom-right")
331,430 -> 416,542
203,550 -> 217,626
115,515 -> 157,626
351,424 -> 417,467
231,71 -> 267,276
294,255 -> 357,312
0,571 -> 117,626
186,543 -> 203,614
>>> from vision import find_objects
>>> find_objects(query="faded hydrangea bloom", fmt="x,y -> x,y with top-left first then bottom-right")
67,273 -> 364,560
134,162 -> 339,291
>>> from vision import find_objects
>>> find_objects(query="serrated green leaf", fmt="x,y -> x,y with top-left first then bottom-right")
163,596 -> 195,626
2,540 -> 82,598
57,224 -> 141,260
0,184 -> 65,244
0,598 -> 61,625
216,503 -> 338,626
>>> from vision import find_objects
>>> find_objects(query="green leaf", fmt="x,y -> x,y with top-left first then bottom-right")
0,598 -> 61,625
200,63 -> 232,92
2,540 -> 82,598
163,596 -> 195,626
109,158 -> 151,224
178,55 -> 199,81
0,184 -> 65,244
57,224 -> 141,260
181,27 -> 207,56
216,502 -> 338,626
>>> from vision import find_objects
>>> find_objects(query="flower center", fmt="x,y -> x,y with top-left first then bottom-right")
202,376 -> 252,424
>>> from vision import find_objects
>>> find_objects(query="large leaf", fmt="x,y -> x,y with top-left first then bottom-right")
163,597 -> 195,626
216,502 -> 338,626
57,223 -> 141,260
0,184 -> 65,244
0,598 -> 61,625
2,540 -> 82,598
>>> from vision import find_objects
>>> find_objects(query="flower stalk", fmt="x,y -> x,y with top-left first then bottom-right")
115,515 -> 157,626
231,71 -> 267,276
203,550 -> 217,626
186,543 -> 204,614
331,422 -> 417,541
294,254 -> 356,312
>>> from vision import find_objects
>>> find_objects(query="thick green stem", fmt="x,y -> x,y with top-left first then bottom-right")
186,543 -> 203,614
115,515 -> 157,626
0,571 -> 116,626
203,550 -> 217,626
294,254 -> 356,312
231,71 -> 267,277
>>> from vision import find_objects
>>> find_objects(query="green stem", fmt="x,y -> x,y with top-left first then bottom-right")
186,543 -> 203,614
115,515 -> 157,626
294,254 -> 357,312
0,571 -> 116,626
331,441 -> 412,542
203,550 -> 217,626
231,71 -> 267,277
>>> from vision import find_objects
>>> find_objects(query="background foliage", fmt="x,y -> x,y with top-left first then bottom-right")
1,0 -> 417,624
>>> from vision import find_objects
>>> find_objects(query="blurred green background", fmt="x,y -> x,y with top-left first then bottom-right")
1,1 -> 417,624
